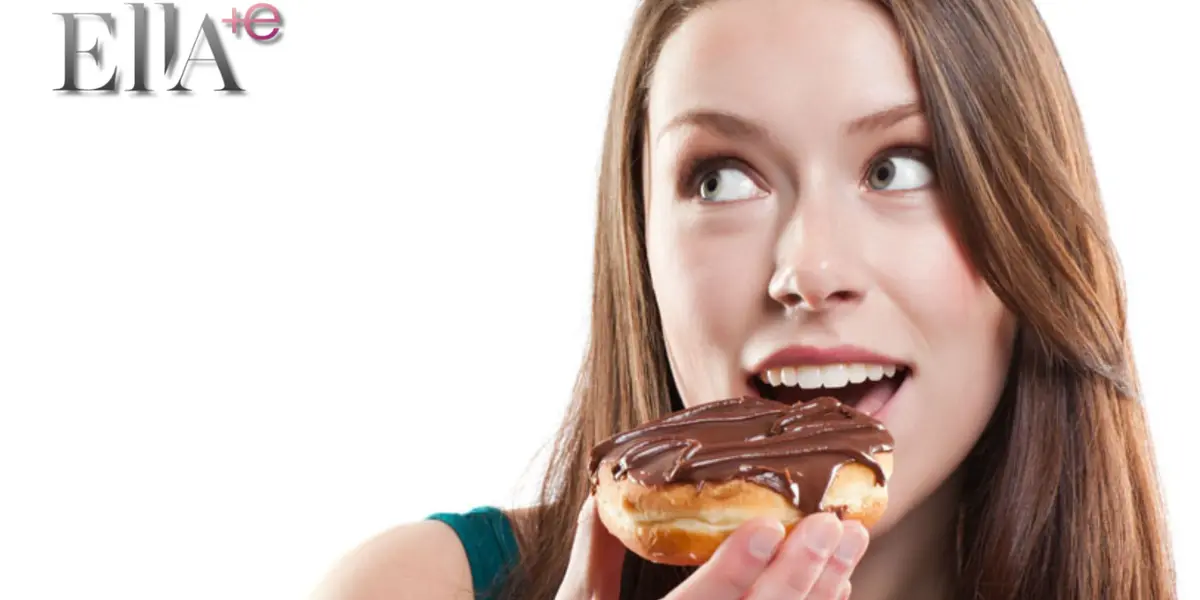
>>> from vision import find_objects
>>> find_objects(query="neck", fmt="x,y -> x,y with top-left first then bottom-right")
850,471 -> 962,600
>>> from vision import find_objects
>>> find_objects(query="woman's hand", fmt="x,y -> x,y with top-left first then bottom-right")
554,497 -> 628,600
554,496 -> 870,600
667,512 -> 868,599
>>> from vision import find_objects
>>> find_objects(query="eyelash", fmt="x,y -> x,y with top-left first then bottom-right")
677,146 -> 935,199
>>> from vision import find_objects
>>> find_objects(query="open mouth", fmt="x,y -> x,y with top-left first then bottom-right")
750,363 -> 910,417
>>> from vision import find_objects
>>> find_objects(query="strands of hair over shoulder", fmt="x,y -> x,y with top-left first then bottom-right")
498,1 -> 1177,598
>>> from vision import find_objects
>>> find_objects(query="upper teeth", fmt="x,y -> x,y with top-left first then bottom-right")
759,363 -> 900,389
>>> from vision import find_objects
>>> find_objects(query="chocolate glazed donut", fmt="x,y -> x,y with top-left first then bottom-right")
588,396 -> 894,566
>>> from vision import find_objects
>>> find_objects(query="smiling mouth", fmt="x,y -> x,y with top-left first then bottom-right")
750,363 -> 910,416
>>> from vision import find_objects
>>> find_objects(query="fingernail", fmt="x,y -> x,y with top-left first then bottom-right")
748,522 -> 785,560
834,527 -> 867,562
805,517 -> 841,555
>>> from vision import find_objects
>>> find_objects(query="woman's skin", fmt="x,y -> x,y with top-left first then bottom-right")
561,0 -> 1016,597
316,1 -> 1018,598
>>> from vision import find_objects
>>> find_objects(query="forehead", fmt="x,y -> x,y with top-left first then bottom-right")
647,0 -> 919,137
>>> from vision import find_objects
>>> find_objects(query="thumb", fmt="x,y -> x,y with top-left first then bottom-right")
556,495 -> 627,600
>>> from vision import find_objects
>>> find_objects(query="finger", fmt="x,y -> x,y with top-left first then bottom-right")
665,518 -> 786,600
805,520 -> 869,598
745,513 -> 843,599
836,580 -> 852,600
556,496 -> 626,600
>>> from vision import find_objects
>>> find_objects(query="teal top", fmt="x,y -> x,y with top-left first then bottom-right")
427,507 -> 520,600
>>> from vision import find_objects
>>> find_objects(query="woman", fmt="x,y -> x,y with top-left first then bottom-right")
317,0 -> 1177,598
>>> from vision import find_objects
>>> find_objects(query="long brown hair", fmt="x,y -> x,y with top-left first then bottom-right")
501,1 -> 1177,598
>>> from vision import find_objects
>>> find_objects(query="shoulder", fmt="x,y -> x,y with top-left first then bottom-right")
312,520 -> 472,600
311,508 -> 529,600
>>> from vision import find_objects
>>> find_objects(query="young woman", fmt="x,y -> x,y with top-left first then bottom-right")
316,0 -> 1177,598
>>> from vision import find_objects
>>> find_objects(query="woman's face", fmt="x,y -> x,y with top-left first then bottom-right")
644,0 -> 1017,532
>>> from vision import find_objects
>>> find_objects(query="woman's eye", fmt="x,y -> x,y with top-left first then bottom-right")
866,154 -> 934,191
697,167 -> 763,202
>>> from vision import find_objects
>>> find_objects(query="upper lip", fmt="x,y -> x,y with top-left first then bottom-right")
750,345 -> 907,374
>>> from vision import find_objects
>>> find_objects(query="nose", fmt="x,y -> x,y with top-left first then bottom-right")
767,206 -> 863,314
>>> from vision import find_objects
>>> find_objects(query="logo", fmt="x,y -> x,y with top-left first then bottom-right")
54,2 -> 285,93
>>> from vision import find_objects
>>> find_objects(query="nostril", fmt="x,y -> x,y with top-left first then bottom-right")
779,291 -> 806,309
778,290 -> 856,312
828,290 -> 857,303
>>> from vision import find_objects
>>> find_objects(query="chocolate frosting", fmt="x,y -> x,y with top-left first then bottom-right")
588,396 -> 894,514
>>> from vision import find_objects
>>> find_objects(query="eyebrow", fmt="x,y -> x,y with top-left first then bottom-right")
656,110 -> 777,145
654,101 -> 924,143
844,102 -> 923,134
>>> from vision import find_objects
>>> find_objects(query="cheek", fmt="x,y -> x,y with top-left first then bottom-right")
874,216 -> 1009,360
646,202 -> 775,401
873,221 -> 1015,520
889,237 -> 990,329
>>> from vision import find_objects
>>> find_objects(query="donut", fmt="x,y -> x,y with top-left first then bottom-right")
587,396 -> 894,566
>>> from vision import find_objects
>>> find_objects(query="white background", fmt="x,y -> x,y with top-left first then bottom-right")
1,1 -> 1196,599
